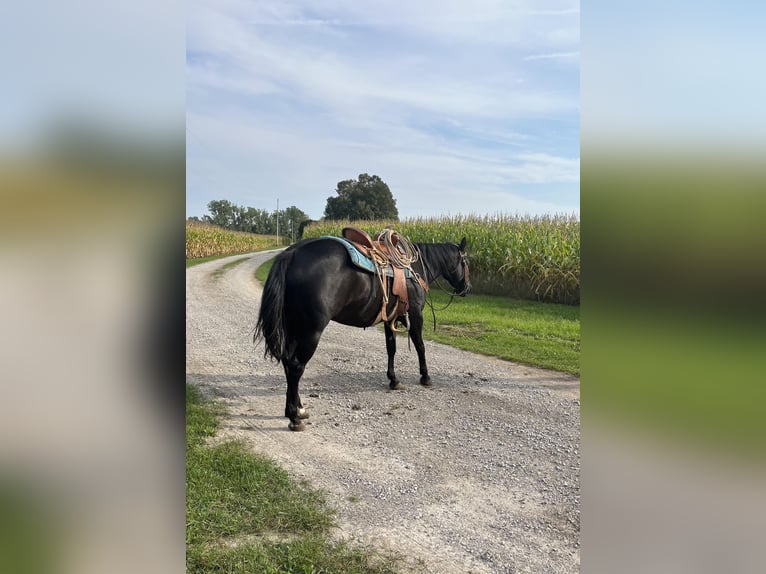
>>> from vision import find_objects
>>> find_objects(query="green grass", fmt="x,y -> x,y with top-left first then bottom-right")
187,253 -> 252,268
188,247 -> 280,269
186,385 -> 414,574
255,257 -> 579,376
0,480 -> 59,574
255,257 -> 275,284
211,256 -> 251,279
418,290 -> 579,375
585,304 -> 766,456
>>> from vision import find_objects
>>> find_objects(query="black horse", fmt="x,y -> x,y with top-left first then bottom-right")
254,235 -> 471,431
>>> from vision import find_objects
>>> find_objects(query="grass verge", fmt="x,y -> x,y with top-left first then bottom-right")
211,256 -> 251,279
186,384 -> 413,574
255,257 -> 275,284
420,290 -> 579,375
254,257 -> 579,376
187,245 -> 283,269
585,304 -> 766,456
187,252 -> 253,268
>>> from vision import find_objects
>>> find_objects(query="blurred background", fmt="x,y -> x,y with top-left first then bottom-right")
582,2 -> 766,573
0,2 -> 184,573
1,1 -> 764,573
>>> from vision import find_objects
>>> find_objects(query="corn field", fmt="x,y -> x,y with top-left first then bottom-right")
303,214 -> 580,305
186,221 -> 281,259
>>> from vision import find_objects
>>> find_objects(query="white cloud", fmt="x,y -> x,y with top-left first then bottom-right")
187,0 -> 580,218
524,51 -> 580,61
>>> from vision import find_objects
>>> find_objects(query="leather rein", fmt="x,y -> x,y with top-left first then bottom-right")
418,246 -> 470,330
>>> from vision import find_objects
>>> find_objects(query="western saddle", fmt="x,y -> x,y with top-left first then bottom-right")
342,226 -> 428,330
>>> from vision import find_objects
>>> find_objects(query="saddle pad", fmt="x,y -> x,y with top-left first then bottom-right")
323,236 -> 413,278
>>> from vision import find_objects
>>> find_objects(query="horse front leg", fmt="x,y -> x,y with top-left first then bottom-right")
408,312 -> 431,387
384,322 -> 403,390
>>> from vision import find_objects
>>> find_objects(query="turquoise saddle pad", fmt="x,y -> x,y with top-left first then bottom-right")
323,236 -> 413,278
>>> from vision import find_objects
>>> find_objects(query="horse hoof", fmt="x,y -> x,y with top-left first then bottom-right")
288,421 -> 306,432
389,381 -> 404,390
298,408 -> 310,419
420,377 -> 432,387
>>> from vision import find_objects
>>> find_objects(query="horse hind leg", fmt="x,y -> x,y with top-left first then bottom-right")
282,353 -> 308,430
297,395 -> 308,419
282,330 -> 323,431
283,357 -> 308,431
285,376 -> 309,421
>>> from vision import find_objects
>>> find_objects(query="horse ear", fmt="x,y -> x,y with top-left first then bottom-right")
459,237 -> 467,251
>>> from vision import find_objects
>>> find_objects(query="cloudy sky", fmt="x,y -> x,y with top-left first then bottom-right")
186,0 -> 580,220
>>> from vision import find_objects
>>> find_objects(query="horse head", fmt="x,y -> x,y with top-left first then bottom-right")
444,237 -> 471,297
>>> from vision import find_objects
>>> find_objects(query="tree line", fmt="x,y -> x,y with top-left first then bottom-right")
188,173 -> 400,240
188,200 -> 312,242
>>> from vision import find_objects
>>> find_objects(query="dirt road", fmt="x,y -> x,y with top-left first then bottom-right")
186,251 -> 580,573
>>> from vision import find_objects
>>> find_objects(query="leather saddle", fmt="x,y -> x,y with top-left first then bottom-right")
340,226 -> 427,328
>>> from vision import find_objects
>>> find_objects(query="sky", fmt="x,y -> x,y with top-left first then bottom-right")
186,0 -> 580,221
582,1 -> 766,150
1,2 -> 184,152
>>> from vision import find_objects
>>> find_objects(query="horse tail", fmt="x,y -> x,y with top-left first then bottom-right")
254,247 -> 296,362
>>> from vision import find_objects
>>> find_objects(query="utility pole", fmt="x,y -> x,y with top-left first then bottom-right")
276,198 -> 279,246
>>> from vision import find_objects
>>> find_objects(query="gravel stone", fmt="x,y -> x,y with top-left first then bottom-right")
187,251 -> 581,573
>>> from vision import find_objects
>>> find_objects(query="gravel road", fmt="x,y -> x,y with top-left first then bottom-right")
186,251 -> 580,573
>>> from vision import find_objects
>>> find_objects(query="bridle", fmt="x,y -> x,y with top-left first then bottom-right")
418,246 -> 470,329
455,250 -> 470,296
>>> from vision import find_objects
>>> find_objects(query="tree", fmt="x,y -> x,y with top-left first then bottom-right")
298,219 -> 316,238
203,199 -> 236,228
201,199 -> 311,240
279,206 -> 311,241
323,173 -> 399,221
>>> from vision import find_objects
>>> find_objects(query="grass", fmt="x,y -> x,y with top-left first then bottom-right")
188,249 -> 281,269
186,385 -> 414,574
420,290 -> 579,375
254,257 -> 579,376
211,256 -> 251,278
255,257 -> 275,284
187,253 -> 251,268
585,304 -> 766,456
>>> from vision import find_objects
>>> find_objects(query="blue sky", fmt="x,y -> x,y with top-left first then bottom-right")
186,0 -> 580,220
582,1 -> 766,150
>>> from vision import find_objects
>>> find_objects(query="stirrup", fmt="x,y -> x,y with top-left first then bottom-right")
389,312 -> 410,333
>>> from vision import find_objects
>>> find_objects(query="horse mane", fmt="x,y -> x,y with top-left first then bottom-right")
415,242 -> 459,282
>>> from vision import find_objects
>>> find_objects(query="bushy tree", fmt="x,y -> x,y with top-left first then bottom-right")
279,206 -> 311,241
202,199 -> 310,239
204,199 -> 236,228
323,173 -> 399,221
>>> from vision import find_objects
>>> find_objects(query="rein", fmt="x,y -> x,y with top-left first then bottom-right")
425,287 -> 455,330
418,245 -> 468,331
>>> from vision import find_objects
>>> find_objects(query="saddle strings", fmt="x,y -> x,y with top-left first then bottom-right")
374,228 -> 422,334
